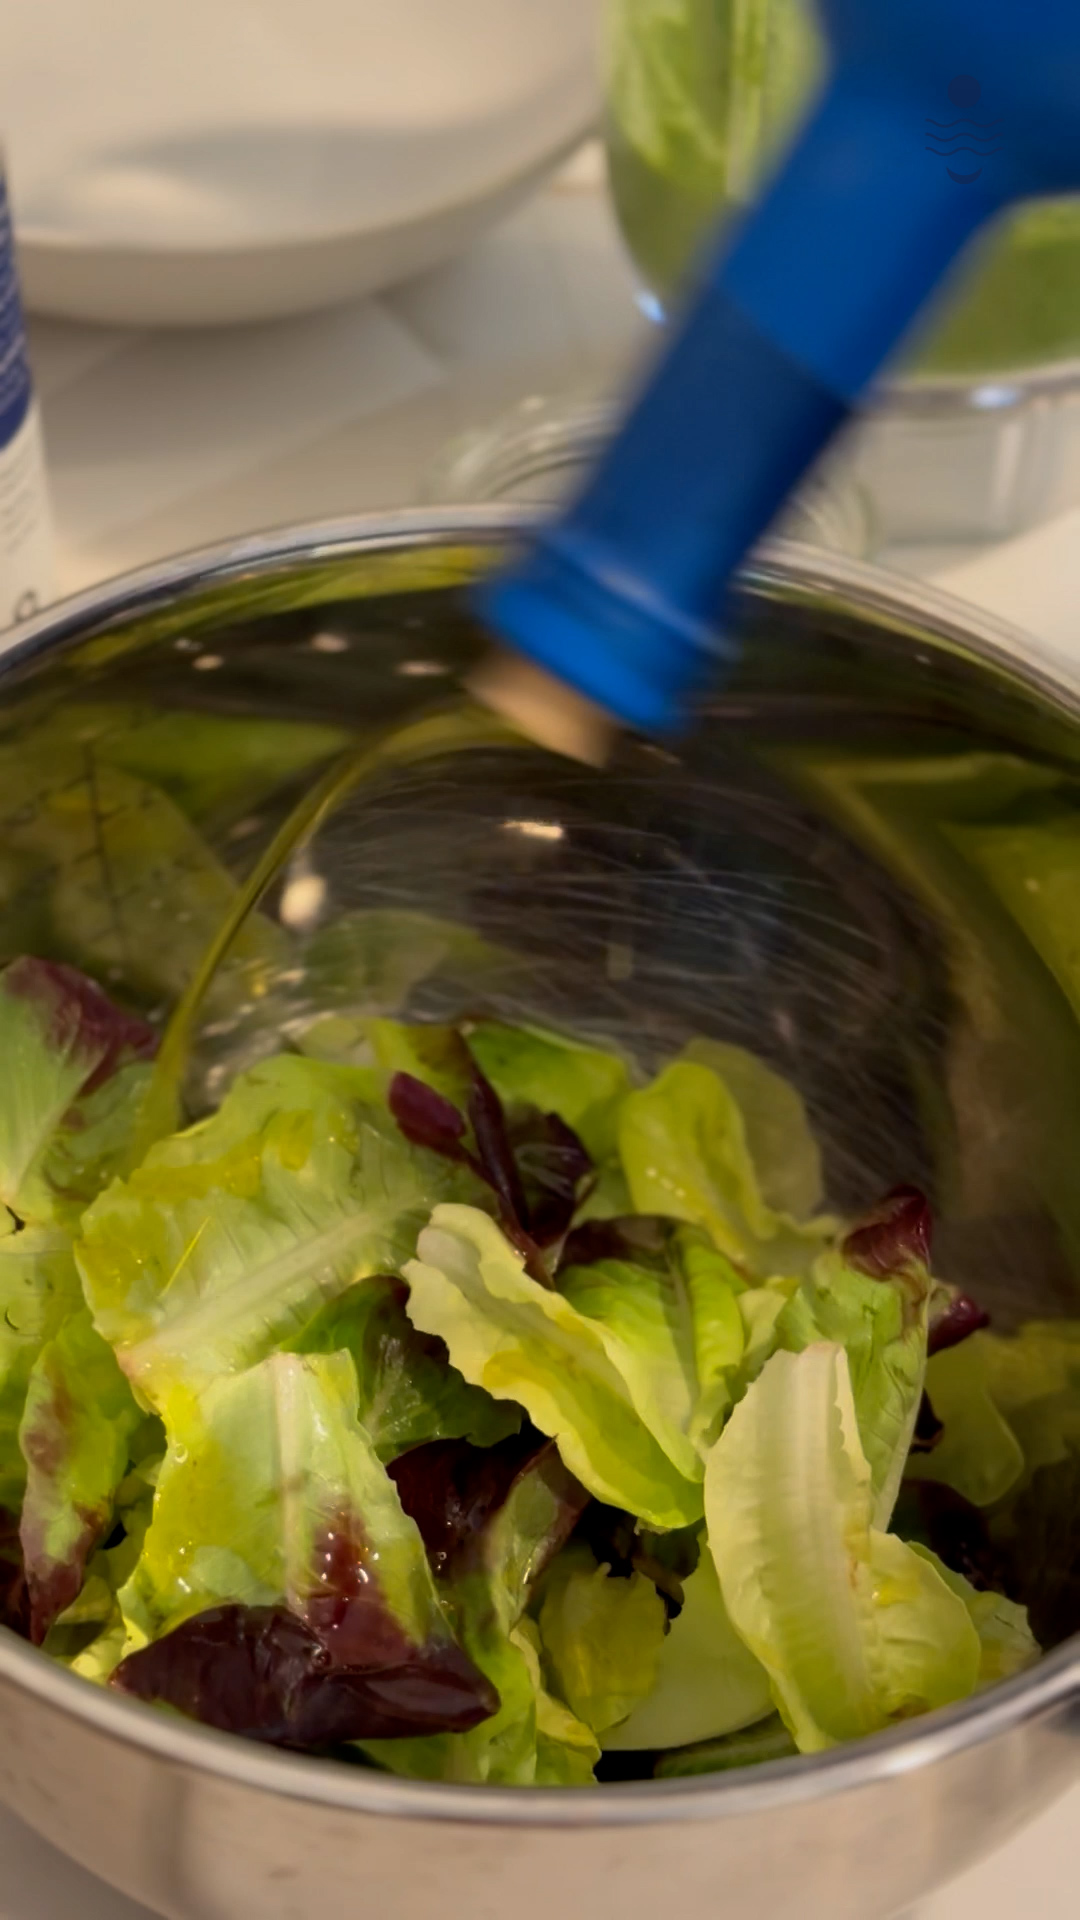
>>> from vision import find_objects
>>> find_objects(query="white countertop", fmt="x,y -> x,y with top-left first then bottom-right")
6,143 -> 1079,1920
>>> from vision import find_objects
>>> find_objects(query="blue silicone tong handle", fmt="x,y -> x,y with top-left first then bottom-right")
478,0 -> 1080,733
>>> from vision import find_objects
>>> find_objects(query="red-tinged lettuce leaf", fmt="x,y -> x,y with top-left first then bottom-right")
113,1599 -> 497,1745
0,1223 -> 84,1513
928,1294 -> 992,1357
18,1308 -> 144,1644
464,1021 -> 632,1166
0,1506 -> 30,1638
4,958 -> 156,1096
363,1435 -> 595,1783
388,1430 -> 587,1590
295,1275 -> 521,1462
0,958 -> 157,1226
367,1020 -> 476,1109
113,1351 -> 497,1748
843,1185 -> 933,1277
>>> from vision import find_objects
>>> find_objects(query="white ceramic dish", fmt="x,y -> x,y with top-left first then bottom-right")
0,0 -> 600,327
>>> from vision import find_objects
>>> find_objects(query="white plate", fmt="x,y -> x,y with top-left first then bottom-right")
0,0 -> 601,326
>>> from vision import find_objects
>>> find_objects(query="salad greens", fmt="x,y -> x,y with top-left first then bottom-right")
0,952 -> 1063,1783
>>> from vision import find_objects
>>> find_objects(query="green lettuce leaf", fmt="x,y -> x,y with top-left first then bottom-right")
516,1618 -> 602,1785
363,1615 -> 598,1786
0,960 -> 161,1520
907,1321 -> 1080,1510
0,704 -> 348,829
0,751 -> 283,1017
906,1335 -> 1026,1509
537,1543 -> 667,1736
295,1275 -> 521,1461
655,1713 -> 797,1777
557,1231 -> 746,1476
618,1060 -> 830,1277
465,1022 -> 632,1162
907,1544 -> 1038,1685
777,1243 -> 936,1526
681,1039 -> 824,1220
705,1344 -> 981,1752
601,1546 -> 774,1752
982,1323 -> 1080,1476
17,1307 -> 144,1644
77,1055 -> 482,1415
403,1205 -> 703,1527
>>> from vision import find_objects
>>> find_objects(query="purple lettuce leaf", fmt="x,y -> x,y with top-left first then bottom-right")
389,1430 -> 589,1604
113,1596 -> 498,1746
388,1074 -> 472,1165
843,1185 -> 933,1277
0,1507 -> 30,1639
928,1294 -> 992,1357
559,1215 -> 673,1275
387,1038 -> 594,1282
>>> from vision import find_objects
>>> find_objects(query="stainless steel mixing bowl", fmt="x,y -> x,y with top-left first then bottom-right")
0,509 -> 1078,1920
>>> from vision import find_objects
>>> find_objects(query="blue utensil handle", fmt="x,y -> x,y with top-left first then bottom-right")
477,63 -> 1014,733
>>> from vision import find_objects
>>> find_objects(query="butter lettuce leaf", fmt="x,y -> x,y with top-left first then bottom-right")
618,1061 -> 830,1277
777,1236 -> 936,1528
602,1547 -> 773,1752
537,1543 -> 667,1736
558,1231 -> 746,1475
705,1344 -> 981,1753
907,1335 -> 1026,1509
681,1039 -> 824,1221
907,1543 -> 1038,1685
295,1274 -> 520,1461
907,1321 -> 1080,1510
403,1205 -> 704,1527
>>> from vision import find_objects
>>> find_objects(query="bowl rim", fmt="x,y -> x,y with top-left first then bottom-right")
1,503 -> 1078,1825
